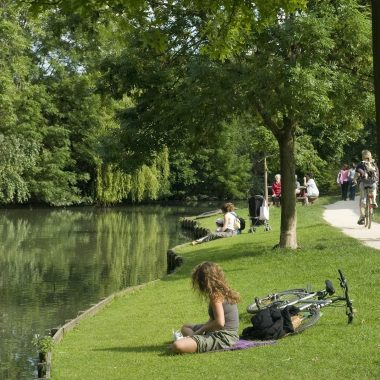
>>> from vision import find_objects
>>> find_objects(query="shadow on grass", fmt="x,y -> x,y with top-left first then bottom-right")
92,344 -> 173,356
162,241 -> 273,283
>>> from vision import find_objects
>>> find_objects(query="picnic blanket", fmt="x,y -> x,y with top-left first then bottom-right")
205,339 -> 276,353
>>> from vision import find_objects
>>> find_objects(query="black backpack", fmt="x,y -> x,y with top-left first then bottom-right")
238,217 -> 245,231
232,212 -> 245,232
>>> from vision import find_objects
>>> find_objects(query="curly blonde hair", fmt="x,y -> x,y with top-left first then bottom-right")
221,202 -> 235,213
191,262 -> 240,304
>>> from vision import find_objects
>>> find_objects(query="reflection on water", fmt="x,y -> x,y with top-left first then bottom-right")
0,204 -> 208,380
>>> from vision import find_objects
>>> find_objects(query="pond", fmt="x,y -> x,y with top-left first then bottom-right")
0,203 -> 214,380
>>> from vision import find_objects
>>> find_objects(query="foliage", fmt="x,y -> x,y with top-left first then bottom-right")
32,334 -> 54,354
86,0 -> 373,247
0,135 -> 39,203
96,164 -> 132,205
167,117 -> 253,200
0,2 -> 99,206
25,0 -> 308,61
0,0 -> 373,209
95,147 -> 170,204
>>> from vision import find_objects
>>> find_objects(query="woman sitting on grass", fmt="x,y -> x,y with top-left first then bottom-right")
192,203 -> 239,245
171,261 -> 240,354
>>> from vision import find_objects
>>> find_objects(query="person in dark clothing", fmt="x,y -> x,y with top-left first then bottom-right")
241,305 -> 301,340
348,162 -> 356,201
337,164 -> 350,201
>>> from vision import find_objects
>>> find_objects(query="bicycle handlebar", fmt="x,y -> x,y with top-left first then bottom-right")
325,280 -> 335,295
338,269 -> 354,324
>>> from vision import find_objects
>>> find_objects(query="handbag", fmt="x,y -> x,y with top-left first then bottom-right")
259,202 -> 269,221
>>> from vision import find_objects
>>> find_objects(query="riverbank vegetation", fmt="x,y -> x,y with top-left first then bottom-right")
51,198 -> 380,379
1,1 -> 376,209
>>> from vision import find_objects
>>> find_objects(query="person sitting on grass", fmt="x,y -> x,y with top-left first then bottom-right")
191,203 -> 239,245
192,218 -> 224,245
303,173 -> 319,202
171,261 -> 240,354
271,174 -> 282,206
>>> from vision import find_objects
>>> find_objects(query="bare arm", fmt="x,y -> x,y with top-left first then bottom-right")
192,299 -> 225,335
222,213 -> 229,232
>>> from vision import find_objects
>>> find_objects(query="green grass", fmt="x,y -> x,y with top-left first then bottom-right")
51,197 -> 380,379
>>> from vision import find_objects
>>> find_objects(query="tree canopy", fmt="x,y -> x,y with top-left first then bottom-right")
1,0 -> 375,248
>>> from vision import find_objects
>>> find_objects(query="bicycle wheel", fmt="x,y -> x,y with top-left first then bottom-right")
246,289 -> 308,314
292,307 -> 321,334
365,192 -> 374,229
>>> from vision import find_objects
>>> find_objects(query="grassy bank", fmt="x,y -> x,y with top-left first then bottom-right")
51,197 -> 380,379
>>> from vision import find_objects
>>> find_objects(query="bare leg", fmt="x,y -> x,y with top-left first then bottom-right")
171,337 -> 198,354
359,182 -> 366,218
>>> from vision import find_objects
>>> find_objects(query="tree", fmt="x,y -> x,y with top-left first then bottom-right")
22,0 -> 373,248
0,2 -> 44,203
109,0 -> 372,247
0,135 -> 39,203
372,0 -> 380,160
237,1 -> 373,247
0,2 -> 87,205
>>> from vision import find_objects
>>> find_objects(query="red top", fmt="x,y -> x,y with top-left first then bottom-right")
272,181 -> 281,196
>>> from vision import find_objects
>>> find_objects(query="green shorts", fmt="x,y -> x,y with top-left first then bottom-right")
190,330 -> 239,353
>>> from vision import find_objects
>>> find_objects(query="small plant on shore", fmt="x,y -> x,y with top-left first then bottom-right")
32,334 -> 54,356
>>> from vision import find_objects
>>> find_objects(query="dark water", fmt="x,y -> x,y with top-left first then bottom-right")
0,203 -> 211,380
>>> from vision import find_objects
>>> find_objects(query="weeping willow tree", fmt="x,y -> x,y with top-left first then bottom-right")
96,147 -> 170,205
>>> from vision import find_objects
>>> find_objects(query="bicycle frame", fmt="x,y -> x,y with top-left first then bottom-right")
250,270 -> 353,324
297,270 -> 353,323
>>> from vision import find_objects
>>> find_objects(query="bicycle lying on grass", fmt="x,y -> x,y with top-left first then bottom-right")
246,269 -> 353,334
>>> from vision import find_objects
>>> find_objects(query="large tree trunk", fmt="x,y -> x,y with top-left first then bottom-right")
278,123 -> 297,248
372,0 -> 380,161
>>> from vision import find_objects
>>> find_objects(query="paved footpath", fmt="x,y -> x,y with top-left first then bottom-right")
323,200 -> 380,250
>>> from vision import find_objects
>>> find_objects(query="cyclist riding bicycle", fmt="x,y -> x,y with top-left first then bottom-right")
355,149 -> 379,225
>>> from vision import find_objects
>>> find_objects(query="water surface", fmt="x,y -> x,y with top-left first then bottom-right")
0,203 -> 210,379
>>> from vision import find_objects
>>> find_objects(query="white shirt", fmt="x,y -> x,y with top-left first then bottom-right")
306,179 -> 319,197
224,212 -> 238,231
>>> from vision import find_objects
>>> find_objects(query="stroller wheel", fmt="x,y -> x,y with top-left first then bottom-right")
249,227 -> 256,233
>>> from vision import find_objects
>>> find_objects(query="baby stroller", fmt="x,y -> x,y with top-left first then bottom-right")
248,195 -> 272,233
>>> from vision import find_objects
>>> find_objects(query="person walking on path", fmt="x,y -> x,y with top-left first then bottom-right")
348,162 -> 356,201
355,150 -> 379,225
337,164 -> 350,201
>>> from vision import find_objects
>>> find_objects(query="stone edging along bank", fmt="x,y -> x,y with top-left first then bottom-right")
38,280 -> 159,379
179,217 -> 211,239
37,216 -> 207,379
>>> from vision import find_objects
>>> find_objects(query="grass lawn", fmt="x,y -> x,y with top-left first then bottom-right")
51,197 -> 380,379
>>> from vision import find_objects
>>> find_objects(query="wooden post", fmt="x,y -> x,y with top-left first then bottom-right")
264,155 -> 268,204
